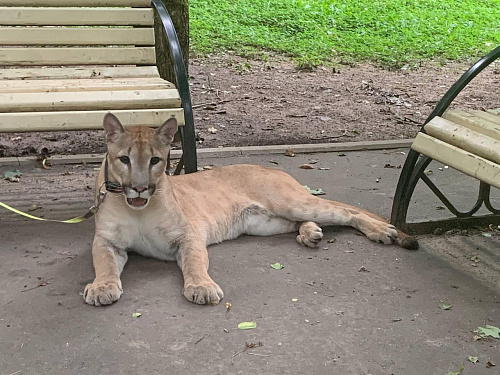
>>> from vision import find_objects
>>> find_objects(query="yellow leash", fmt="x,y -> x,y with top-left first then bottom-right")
0,201 -> 96,223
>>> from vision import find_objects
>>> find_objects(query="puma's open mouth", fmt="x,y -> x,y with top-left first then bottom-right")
127,197 -> 148,207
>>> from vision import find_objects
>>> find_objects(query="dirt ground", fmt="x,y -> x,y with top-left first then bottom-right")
0,54 -> 498,157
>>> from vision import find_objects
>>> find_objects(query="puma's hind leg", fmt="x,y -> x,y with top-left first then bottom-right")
291,197 -> 417,249
264,178 -> 417,249
296,221 -> 323,248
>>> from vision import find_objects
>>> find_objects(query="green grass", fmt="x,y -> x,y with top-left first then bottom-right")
190,0 -> 500,67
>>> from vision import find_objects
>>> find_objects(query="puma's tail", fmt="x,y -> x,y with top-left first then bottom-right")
395,229 -> 419,250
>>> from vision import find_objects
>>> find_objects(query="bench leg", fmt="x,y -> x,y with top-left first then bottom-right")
391,44 -> 500,233
391,150 -> 430,230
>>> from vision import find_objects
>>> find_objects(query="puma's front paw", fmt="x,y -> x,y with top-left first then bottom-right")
365,222 -> 398,245
84,279 -> 122,306
183,280 -> 224,305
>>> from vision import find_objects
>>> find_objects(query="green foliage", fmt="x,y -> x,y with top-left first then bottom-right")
190,0 -> 500,67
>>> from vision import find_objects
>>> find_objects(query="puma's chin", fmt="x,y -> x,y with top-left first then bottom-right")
125,197 -> 150,210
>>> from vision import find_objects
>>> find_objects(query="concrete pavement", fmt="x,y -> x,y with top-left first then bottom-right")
1,148 -> 499,375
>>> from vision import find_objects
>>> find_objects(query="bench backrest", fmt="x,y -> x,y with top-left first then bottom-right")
0,0 -> 156,69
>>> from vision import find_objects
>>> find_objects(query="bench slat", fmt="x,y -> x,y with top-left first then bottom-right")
469,110 -> 500,126
0,66 -> 160,80
0,109 -> 185,132
412,133 -> 500,189
443,109 -> 500,141
0,27 -> 155,46
0,89 -> 181,112
0,8 -> 153,26
424,116 -> 500,165
0,0 -> 151,6
0,78 -> 175,94
0,47 -> 156,66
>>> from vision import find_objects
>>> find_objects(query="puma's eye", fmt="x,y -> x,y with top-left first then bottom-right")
150,157 -> 161,165
119,156 -> 130,164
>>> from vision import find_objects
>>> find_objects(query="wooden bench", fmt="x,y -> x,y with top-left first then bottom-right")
0,0 -> 197,173
391,45 -> 500,234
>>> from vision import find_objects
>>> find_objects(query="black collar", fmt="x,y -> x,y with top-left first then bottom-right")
104,155 -> 123,193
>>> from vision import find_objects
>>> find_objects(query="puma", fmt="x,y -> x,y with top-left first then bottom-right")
84,113 -> 418,306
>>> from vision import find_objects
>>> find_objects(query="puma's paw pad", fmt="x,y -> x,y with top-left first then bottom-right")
366,223 -> 398,245
296,227 -> 323,248
183,281 -> 224,305
84,280 -> 122,306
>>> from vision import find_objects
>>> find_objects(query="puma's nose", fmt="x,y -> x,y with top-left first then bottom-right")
133,186 -> 148,193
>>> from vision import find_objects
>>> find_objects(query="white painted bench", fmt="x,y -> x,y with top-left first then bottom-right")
391,45 -> 500,233
0,0 -> 197,172
412,109 -> 500,189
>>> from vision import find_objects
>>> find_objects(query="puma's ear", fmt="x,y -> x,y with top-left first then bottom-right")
155,117 -> 178,145
103,113 -> 126,143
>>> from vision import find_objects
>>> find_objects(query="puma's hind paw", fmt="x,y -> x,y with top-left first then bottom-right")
296,222 -> 323,248
365,223 -> 398,245
84,279 -> 122,306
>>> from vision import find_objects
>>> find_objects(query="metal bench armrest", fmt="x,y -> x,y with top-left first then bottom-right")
151,0 -> 197,174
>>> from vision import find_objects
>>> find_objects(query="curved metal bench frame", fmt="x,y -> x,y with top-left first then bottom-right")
390,45 -> 500,234
152,0 -> 197,174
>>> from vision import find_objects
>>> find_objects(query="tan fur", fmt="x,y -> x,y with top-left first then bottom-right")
84,114 -> 418,306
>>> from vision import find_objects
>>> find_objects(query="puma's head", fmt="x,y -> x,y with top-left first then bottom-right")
103,113 -> 178,210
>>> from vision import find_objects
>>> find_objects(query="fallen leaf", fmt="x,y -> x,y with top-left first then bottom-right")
270,262 -> 284,270
337,153 -> 346,157
327,238 -> 336,243
269,160 -> 279,165
468,356 -> 479,363
300,164 -> 314,169
439,302 -> 452,310
4,170 -> 22,179
207,126 -> 218,134
132,312 -> 142,318
424,169 -> 433,175
481,232 -> 492,238
436,206 -> 445,210
237,321 -> 257,330
302,185 -> 325,195
57,250 -> 76,259
486,361 -> 496,368
225,302 -> 231,312
474,325 -> 500,339
42,158 -> 52,170
28,204 -> 40,212
291,298 -> 299,302
309,159 -> 319,164
318,167 -> 330,170
446,364 -> 464,375
470,256 -> 480,263
284,148 -> 295,157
